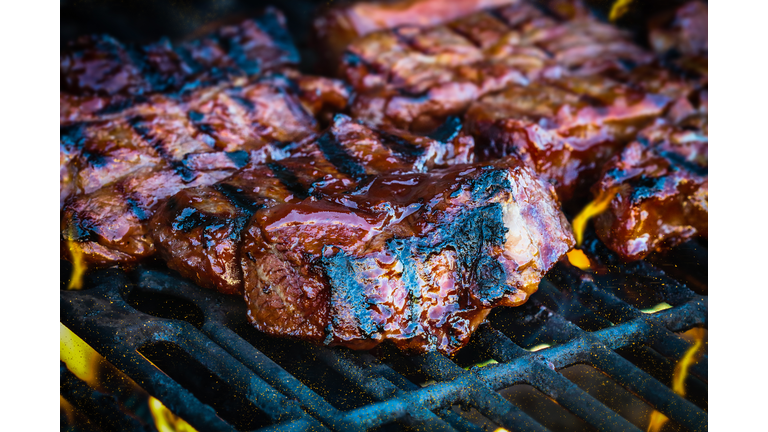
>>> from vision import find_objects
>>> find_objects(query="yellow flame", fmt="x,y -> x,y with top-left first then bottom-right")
494,429 -> 511,432
566,249 -> 591,270
527,343 -> 552,352
572,185 -> 626,246
67,239 -> 87,290
609,0 -> 635,21
149,396 -> 199,432
641,302 -> 673,314
646,328 -> 706,432
60,323 -> 100,388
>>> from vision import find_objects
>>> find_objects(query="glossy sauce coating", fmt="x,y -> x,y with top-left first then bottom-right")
465,76 -> 670,201
149,115 -> 477,295
60,21 -> 351,267
592,121 -> 707,261
333,0 -> 654,132
240,159 -> 574,354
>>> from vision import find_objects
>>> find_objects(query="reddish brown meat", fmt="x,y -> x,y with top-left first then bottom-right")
60,8 -> 298,97
149,114 -> 476,294
312,0 -> 516,71
465,75 -> 670,201
334,0 -> 653,132
60,75 -> 351,267
592,121 -> 707,261
240,158 -> 574,354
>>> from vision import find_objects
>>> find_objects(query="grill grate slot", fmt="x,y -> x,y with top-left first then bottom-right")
61,240 -> 708,432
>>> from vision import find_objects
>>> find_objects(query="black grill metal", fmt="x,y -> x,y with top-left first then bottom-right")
60,237 -> 707,432
61,1 -> 707,430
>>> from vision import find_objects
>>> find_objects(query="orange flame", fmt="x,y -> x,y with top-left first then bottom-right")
494,428 -> 511,432
149,396 -> 199,432
646,328 -> 706,432
572,185 -> 626,246
60,395 -> 77,426
61,323 -> 199,432
609,0 -> 635,21
566,249 -> 592,270
67,239 -> 87,290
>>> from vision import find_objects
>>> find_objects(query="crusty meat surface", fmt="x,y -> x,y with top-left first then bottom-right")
592,121 -> 707,261
149,114 -> 476,295
240,158 -> 573,354
60,16 -> 352,267
334,0 -> 654,132
60,7 -> 298,97
312,0 -> 515,71
464,75 -> 670,201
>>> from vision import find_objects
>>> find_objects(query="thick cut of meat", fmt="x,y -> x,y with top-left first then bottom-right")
240,158 -> 574,354
60,74 -> 349,267
312,0 -> 515,71
592,121 -> 707,261
465,75 -> 670,201
333,0 -> 653,132
60,7 -> 298,97
149,114 -> 476,295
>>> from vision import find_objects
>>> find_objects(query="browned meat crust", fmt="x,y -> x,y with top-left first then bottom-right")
312,0 -> 516,73
334,0 -> 654,132
240,158 -> 573,354
464,75 -> 670,201
592,121 -> 707,261
148,114 -> 476,295
60,7 -> 298,97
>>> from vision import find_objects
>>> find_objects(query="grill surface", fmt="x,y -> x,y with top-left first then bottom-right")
60,1 -> 707,430
60,234 -> 708,432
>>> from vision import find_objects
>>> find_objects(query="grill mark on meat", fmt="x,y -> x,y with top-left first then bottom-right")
225,150 -> 251,169
659,150 -> 708,177
267,162 -> 310,200
62,214 -> 99,243
168,203 -> 231,233
214,183 -> 265,214
253,9 -> 300,65
94,97 -> 143,116
61,123 -> 87,149
375,130 -> 426,161
214,34 -> 261,76
388,238 -> 423,338
427,116 -> 463,144
321,249 -> 382,341
173,45 -> 204,75
229,94 -> 256,111
316,130 -> 367,179
128,116 -> 197,182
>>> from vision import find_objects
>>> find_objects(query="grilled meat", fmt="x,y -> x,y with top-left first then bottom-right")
149,114 -> 476,295
465,75 -> 670,201
61,15 -> 352,267
312,0 -> 515,71
60,7 -> 298,97
592,121 -> 707,261
333,0 -> 653,132
240,157 -> 573,354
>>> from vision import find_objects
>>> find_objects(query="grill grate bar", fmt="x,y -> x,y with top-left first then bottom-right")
474,327 -> 643,432
62,251 -> 707,432
559,272 -> 709,382
313,347 -> 459,431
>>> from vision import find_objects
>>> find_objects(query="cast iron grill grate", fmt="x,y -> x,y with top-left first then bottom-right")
60,236 -> 708,432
